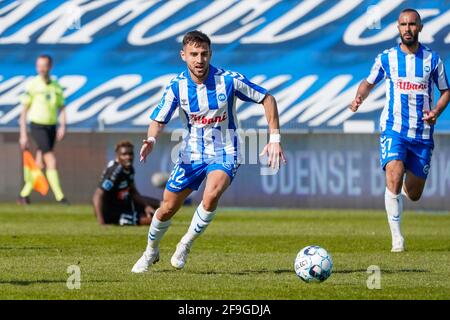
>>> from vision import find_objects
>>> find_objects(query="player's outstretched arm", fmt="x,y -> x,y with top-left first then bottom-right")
259,94 -> 287,170
92,188 -> 106,225
349,80 -> 375,112
140,120 -> 166,162
423,89 -> 450,125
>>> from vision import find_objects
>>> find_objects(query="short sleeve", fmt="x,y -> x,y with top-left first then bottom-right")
150,83 -> 179,124
98,162 -> 122,192
366,54 -> 385,85
232,73 -> 267,103
433,57 -> 449,90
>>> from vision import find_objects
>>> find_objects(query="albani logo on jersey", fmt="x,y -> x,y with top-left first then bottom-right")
190,112 -> 227,125
396,81 -> 428,91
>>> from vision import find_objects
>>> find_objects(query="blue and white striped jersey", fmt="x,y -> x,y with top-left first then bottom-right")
367,44 -> 449,144
151,65 -> 267,163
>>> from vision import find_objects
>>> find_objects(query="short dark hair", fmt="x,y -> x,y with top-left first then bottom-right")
182,30 -> 211,49
37,54 -> 52,65
115,140 -> 134,153
400,8 -> 422,24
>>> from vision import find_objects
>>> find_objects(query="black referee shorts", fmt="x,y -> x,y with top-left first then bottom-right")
30,122 -> 56,153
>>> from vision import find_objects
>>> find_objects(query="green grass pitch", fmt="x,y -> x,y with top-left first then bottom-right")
0,203 -> 449,299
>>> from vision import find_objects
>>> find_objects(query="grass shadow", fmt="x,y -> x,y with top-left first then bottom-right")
0,246 -> 56,251
156,268 -> 293,275
334,269 -> 428,274
155,268 -> 428,276
0,279 -> 124,286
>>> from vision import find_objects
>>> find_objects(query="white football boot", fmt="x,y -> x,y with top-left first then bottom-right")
171,242 -> 191,269
131,248 -> 160,273
391,236 -> 405,252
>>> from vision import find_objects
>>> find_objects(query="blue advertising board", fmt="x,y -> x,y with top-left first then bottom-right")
0,0 -> 449,132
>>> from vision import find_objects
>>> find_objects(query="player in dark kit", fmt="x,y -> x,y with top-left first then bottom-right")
93,140 -> 161,226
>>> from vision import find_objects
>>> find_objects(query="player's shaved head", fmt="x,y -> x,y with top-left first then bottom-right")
182,30 -> 211,49
398,8 -> 422,25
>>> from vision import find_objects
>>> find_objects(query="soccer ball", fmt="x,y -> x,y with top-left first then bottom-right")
151,172 -> 170,189
294,245 -> 333,283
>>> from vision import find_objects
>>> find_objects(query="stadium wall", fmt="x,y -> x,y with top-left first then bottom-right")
1,132 -> 450,211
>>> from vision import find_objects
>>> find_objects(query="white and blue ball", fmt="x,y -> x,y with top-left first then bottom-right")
294,245 -> 333,283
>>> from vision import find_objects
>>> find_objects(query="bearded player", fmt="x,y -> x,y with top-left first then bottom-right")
350,9 -> 449,252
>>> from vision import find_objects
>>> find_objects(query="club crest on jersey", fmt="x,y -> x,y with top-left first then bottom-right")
218,93 -> 227,102
190,112 -> 227,125
424,66 -> 431,72
396,81 -> 428,91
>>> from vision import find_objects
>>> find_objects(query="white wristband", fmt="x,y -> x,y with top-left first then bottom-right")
269,133 -> 281,143
143,136 -> 156,145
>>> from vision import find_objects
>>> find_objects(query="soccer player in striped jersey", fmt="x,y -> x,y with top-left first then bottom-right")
132,30 -> 286,273
350,9 -> 450,252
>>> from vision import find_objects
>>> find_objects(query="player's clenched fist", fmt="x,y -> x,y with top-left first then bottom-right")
350,94 -> 363,112
422,110 -> 438,126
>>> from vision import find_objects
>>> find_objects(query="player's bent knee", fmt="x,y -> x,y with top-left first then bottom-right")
408,192 -> 422,202
203,189 -> 222,205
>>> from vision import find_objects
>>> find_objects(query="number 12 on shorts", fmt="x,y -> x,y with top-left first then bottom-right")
170,164 -> 186,184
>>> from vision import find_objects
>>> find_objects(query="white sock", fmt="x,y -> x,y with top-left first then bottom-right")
385,188 -> 403,240
180,201 -> 216,247
146,209 -> 171,251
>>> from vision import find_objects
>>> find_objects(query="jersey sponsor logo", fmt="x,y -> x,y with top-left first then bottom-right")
189,112 -> 227,125
396,81 -> 428,91
102,179 -> 114,191
118,181 -> 128,189
117,188 -> 130,200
